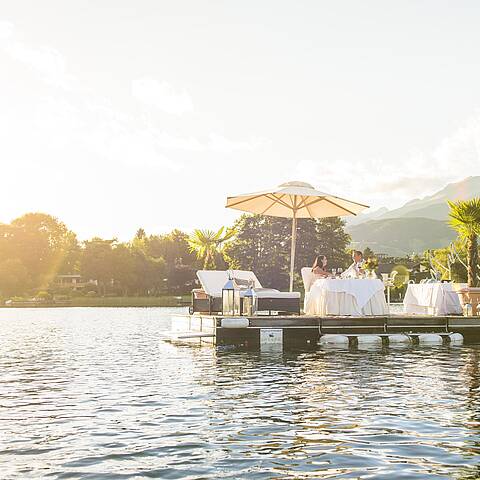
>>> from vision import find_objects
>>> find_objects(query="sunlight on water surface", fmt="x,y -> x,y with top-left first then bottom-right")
0,307 -> 479,479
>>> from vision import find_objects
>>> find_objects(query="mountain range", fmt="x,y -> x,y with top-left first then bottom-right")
346,176 -> 480,256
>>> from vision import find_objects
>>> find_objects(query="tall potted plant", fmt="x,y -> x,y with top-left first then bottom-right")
448,198 -> 480,287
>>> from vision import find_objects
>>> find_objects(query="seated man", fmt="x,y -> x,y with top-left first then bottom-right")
341,250 -> 365,278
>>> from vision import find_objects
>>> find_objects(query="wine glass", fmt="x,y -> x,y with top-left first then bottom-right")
338,268 -> 343,278
332,268 -> 337,278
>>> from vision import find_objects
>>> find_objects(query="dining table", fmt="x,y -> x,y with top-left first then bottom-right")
403,282 -> 463,316
304,277 -> 388,316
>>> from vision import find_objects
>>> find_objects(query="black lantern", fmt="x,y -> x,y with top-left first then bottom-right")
222,277 -> 241,315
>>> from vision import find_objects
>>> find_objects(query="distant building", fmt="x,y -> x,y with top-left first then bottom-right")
54,275 -> 97,290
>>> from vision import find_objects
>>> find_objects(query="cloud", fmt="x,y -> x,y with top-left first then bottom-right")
295,113 -> 480,208
131,77 -> 194,115
384,115 -> 480,198
155,130 -> 204,151
12,90 -> 265,176
432,115 -> 480,174
0,20 -> 14,40
33,97 -> 82,150
140,127 -> 268,153
0,20 -> 77,90
374,175 -> 450,196
55,97 -> 183,172
0,20 -> 269,202
207,133 -> 269,153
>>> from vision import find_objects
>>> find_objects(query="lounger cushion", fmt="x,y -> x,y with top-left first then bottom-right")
251,288 -> 300,299
197,270 -> 262,297
196,270 -> 300,301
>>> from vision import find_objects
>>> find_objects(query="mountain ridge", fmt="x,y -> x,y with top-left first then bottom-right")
376,176 -> 480,221
346,216 -> 456,256
346,176 -> 480,255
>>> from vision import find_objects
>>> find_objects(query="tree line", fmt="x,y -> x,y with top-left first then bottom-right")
0,212 -> 352,298
2,198 -> 477,300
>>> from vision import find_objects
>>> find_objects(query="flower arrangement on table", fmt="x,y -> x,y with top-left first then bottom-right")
363,257 -> 379,278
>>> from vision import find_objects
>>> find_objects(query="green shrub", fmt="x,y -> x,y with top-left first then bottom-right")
54,294 -> 71,301
35,291 -> 52,301
10,296 -> 26,302
70,289 -> 85,297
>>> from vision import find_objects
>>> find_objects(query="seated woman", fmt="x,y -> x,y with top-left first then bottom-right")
311,255 -> 331,278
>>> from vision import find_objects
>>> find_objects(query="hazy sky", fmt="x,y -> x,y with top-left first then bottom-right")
2,1 -> 480,239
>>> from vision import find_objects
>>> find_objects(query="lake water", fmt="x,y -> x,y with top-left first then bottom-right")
1,307 -> 479,479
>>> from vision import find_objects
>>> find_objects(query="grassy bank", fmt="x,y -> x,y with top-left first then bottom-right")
1,295 -> 191,308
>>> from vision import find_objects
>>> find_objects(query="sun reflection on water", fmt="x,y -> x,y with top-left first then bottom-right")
0,307 -> 479,479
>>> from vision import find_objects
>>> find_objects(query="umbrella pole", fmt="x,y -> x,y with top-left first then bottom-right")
289,212 -> 297,292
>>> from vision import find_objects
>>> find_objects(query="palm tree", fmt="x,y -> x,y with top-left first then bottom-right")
448,198 -> 480,287
188,227 -> 236,270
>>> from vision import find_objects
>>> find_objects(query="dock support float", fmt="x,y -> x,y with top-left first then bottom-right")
167,314 -> 477,349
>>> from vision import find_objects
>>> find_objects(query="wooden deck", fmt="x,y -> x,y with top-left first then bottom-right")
167,313 -> 480,349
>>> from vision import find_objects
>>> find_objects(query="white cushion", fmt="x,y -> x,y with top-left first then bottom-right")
196,270 -> 301,299
197,270 -> 262,297
252,289 -> 300,299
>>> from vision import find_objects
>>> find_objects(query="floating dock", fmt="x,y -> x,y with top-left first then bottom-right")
166,314 -> 480,349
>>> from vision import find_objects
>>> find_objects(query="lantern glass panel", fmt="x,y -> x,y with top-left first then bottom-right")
222,288 -> 235,315
234,289 -> 241,316
242,293 -> 253,316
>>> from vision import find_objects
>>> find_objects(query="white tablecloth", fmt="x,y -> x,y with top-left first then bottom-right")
403,283 -> 463,316
305,278 -> 388,316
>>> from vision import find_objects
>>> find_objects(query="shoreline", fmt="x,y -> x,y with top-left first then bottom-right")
0,295 -> 191,309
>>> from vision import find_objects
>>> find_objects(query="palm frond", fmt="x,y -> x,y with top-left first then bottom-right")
448,198 -> 480,238
221,227 -> 237,242
212,227 -> 225,241
187,227 -> 234,268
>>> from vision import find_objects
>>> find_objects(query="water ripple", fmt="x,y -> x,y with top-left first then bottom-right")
0,307 -> 479,478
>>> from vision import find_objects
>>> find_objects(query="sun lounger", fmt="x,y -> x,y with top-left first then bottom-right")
191,270 -> 300,315
191,270 -> 260,314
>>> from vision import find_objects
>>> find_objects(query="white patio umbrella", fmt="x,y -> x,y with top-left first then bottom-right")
226,181 -> 369,291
